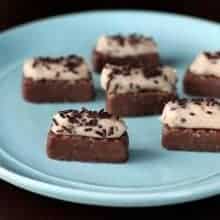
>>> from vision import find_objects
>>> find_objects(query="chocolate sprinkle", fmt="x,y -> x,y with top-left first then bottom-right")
173,98 -> 220,109
56,72 -> 60,77
206,111 -> 213,114
87,119 -> 98,126
181,118 -> 186,123
62,126 -> 72,133
170,107 -> 177,111
110,33 -> 152,46
204,51 -> 220,60
95,130 -> 104,137
84,128 -> 92,132
33,55 -> 83,75
102,129 -> 107,137
108,127 -> 114,136
52,118 -> 58,126
59,113 -> 66,118
54,108 -> 121,138
189,112 -> 195,116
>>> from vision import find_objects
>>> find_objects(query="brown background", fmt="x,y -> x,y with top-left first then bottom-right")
1,0 -> 220,31
1,1 -> 220,219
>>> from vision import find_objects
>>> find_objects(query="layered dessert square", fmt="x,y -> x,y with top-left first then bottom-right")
47,108 -> 129,162
92,34 -> 160,72
161,99 -> 220,152
184,51 -> 220,98
101,64 -> 177,116
22,55 -> 95,102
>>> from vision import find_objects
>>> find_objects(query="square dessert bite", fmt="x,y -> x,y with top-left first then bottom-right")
101,64 -> 177,116
161,99 -> 220,152
22,55 -> 95,102
184,51 -> 220,98
47,108 -> 129,163
92,34 -> 160,72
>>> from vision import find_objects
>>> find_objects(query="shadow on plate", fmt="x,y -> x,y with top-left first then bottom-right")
160,56 -> 186,67
129,148 -> 165,164
95,87 -> 106,102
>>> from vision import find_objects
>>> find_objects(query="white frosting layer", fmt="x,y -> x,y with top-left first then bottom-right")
95,35 -> 158,57
23,56 -> 90,81
189,52 -> 220,77
51,110 -> 127,139
161,100 -> 220,129
101,65 -> 177,94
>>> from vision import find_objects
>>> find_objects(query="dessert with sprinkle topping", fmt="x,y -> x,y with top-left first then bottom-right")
101,64 -> 177,116
47,108 -> 129,162
184,51 -> 220,98
22,55 -> 95,102
161,98 -> 220,152
92,34 -> 160,72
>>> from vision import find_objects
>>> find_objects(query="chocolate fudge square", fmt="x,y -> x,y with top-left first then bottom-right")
47,108 -> 129,163
161,99 -> 220,152
184,51 -> 220,98
22,55 -> 95,103
101,64 -> 177,116
92,34 -> 160,72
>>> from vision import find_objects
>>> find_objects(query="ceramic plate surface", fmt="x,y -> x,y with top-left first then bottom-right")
0,10 -> 220,207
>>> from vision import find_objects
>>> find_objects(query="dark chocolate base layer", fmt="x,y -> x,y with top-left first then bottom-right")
184,71 -> 220,98
92,50 -> 160,73
47,131 -> 129,163
106,91 -> 176,116
22,77 -> 95,103
162,125 -> 220,152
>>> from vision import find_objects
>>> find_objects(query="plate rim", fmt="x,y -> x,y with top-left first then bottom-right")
1,10 -> 220,207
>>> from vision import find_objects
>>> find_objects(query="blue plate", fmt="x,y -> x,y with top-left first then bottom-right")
0,10 -> 220,207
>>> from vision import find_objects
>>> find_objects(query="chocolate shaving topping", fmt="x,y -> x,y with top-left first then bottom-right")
107,64 -> 162,79
170,107 -> 177,111
181,118 -> 186,123
153,79 -> 159,84
206,111 -> 213,114
110,33 -> 152,46
52,118 -> 58,126
173,98 -> 220,108
113,84 -> 119,93
129,83 -> 134,89
204,51 -> 220,60
59,112 -> 66,118
110,35 -> 125,46
143,67 -> 162,78
58,108 -> 115,126
32,60 -> 39,68
84,128 -> 92,132
95,130 -> 104,137
33,55 -> 83,74
56,72 -> 60,77
62,126 -> 72,133
108,126 -> 114,136
87,119 -> 98,126
53,108 -> 123,137
102,129 -> 107,137
164,75 -> 168,81
189,112 -> 195,116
